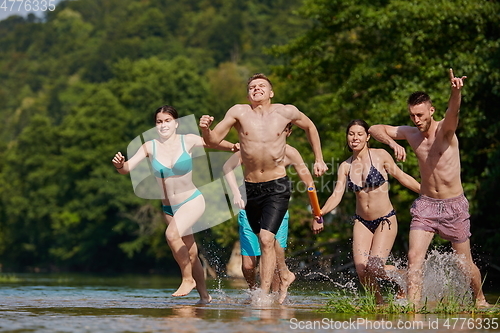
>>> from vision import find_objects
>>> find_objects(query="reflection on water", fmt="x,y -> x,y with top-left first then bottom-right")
0,273 -> 498,333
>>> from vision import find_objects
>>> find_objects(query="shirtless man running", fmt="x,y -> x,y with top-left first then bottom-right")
369,69 -> 490,308
199,73 -> 327,303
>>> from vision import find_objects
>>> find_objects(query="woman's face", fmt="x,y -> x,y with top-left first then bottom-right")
347,124 -> 369,151
156,112 -> 178,138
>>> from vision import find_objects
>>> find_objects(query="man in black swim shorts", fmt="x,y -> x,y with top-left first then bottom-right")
245,176 -> 291,235
200,73 -> 327,303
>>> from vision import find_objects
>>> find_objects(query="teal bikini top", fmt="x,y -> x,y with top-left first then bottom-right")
151,136 -> 192,178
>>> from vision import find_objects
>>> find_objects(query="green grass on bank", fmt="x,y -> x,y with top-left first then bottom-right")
0,274 -> 22,283
322,288 -> 500,315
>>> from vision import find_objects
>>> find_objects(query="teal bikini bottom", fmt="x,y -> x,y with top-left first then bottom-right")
162,189 -> 202,216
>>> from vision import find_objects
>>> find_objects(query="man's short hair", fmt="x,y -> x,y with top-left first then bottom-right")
247,73 -> 273,89
407,91 -> 432,107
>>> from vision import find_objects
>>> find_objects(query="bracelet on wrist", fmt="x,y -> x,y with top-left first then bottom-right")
115,165 -> 124,169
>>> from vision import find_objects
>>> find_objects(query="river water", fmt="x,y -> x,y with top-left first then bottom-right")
0,273 -> 498,332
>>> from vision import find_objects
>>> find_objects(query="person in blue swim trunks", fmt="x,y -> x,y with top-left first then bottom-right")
237,209 -> 289,290
112,105 -> 236,304
223,123 -> 322,295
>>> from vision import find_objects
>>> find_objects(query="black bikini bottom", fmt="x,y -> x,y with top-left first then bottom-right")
352,209 -> 396,233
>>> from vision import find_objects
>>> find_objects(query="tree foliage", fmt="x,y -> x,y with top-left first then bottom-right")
0,0 -> 308,272
0,0 -> 499,274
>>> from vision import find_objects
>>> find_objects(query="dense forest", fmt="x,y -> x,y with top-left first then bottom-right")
0,0 -> 499,287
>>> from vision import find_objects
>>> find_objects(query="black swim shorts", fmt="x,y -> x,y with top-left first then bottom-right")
244,176 -> 291,235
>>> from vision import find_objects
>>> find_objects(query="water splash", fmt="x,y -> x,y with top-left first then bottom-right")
319,249 -> 474,311
421,249 -> 473,306
209,275 -> 234,303
304,271 -> 358,293
246,288 -> 279,307
384,254 -> 408,295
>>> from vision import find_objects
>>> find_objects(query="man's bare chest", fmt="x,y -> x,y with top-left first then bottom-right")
238,118 -> 288,142
412,136 -> 451,164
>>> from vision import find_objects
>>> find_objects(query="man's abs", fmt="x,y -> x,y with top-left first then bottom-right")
244,166 -> 287,183
239,140 -> 287,182
419,168 -> 464,199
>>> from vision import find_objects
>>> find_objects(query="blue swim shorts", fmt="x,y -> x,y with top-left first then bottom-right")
238,209 -> 289,257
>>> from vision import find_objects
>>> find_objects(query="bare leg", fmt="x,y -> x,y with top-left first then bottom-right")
164,195 -> 206,298
242,255 -> 259,290
365,216 -> 401,302
407,229 -> 434,307
451,239 -> 490,308
352,222 -> 382,303
258,230 -> 277,298
271,265 -> 280,292
274,241 -> 295,304
184,235 -> 211,304
165,219 -> 196,296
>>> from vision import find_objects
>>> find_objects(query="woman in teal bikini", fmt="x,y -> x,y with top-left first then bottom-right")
112,105 -> 236,304
318,119 -> 420,304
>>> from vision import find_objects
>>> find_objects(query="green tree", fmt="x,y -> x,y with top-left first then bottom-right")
0,115 -> 61,268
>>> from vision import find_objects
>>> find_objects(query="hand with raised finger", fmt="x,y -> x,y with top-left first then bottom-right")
449,68 -> 467,90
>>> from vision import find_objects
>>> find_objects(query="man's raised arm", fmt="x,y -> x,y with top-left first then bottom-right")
199,106 -> 238,146
442,68 -> 467,136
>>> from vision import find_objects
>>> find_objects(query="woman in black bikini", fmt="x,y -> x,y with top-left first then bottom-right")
319,119 -> 420,304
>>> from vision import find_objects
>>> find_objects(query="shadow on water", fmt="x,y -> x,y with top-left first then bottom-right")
0,272 -> 499,332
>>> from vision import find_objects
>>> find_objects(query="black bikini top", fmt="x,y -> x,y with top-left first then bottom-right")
347,150 -> 387,192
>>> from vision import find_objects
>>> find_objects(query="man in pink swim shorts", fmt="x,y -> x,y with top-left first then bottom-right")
410,194 -> 471,244
369,69 -> 490,308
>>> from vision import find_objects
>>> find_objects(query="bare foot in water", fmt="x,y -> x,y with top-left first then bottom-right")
172,279 -> 196,297
196,294 -> 212,305
278,271 -> 296,304
476,299 -> 492,309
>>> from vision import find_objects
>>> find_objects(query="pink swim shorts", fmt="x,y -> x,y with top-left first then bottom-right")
410,193 -> 471,243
